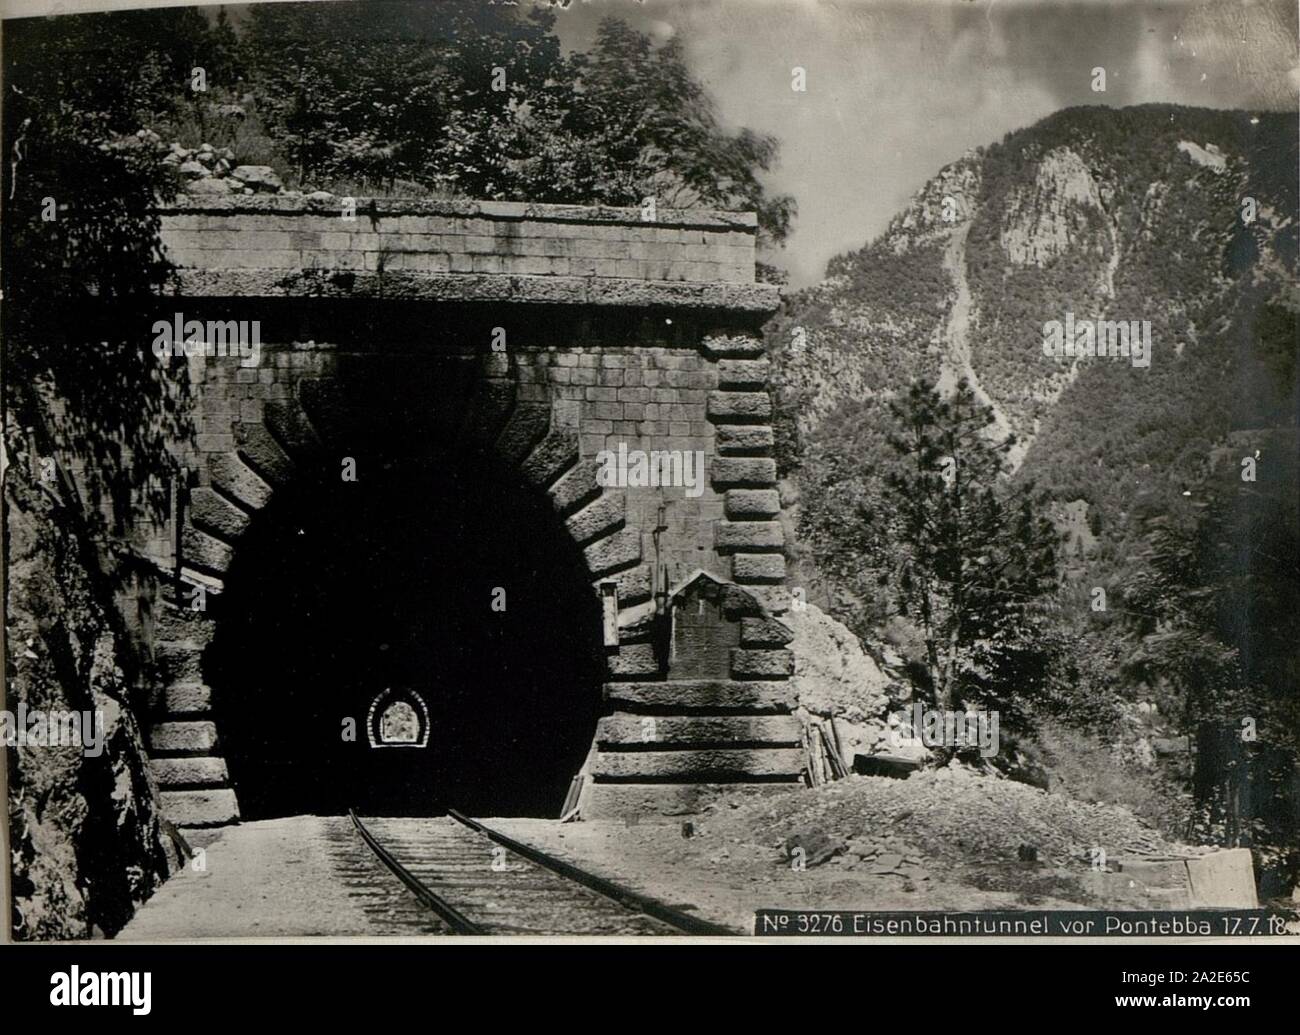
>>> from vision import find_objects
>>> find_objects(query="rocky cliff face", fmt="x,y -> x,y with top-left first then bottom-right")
772,104 -> 1297,584
5,443 -> 178,940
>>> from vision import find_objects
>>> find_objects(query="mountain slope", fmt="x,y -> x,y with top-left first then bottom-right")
770,104 -> 1297,606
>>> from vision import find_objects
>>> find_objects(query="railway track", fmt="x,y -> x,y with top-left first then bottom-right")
348,810 -> 736,936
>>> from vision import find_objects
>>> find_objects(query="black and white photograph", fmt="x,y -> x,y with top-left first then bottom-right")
0,0 -> 1296,1001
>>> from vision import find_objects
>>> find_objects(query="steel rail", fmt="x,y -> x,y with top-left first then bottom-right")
448,808 -> 737,936
348,809 -> 485,935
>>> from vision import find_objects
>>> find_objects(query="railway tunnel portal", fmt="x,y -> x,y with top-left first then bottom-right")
134,196 -> 801,826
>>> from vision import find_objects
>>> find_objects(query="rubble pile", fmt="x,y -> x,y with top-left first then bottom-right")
163,139 -> 286,196
784,603 -> 927,771
714,767 -> 1179,878
121,129 -> 293,197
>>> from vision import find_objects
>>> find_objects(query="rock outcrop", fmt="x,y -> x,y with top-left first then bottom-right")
4,444 -> 179,939
784,602 -> 920,767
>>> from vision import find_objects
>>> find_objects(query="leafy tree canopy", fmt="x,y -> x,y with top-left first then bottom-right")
240,4 -> 793,244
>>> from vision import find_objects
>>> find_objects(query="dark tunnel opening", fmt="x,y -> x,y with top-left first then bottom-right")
206,447 -> 606,820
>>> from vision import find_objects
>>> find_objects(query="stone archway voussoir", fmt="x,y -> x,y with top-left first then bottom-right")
181,525 -> 234,574
583,528 -> 642,576
547,458 -> 603,516
462,379 -> 516,448
494,401 -> 552,466
188,487 -> 251,541
263,399 -> 324,461
233,422 -> 297,487
519,426 -> 579,489
208,453 -> 274,512
565,490 -> 626,546
598,565 -> 653,607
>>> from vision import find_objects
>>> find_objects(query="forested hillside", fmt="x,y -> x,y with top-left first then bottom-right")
775,104 -> 1295,602
771,105 -> 1298,855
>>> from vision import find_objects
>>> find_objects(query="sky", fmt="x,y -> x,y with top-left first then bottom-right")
551,0 -> 1298,286
6,0 -> 1296,286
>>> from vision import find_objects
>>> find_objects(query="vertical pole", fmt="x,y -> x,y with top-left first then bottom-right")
171,465 -> 188,602
0,432 -> 10,943
653,500 -> 668,614
599,581 -> 619,647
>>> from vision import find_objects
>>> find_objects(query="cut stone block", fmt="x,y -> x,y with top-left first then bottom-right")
583,528 -> 642,575
233,422 -> 296,486
716,425 -> 774,455
181,525 -> 234,573
590,747 -> 804,779
549,458 -> 602,515
263,400 -> 324,459
606,642 -> 659,678
725,488 -> 780,518
163,682 -> 213,715
155,605 -> 217,647
152,756 -> 229,787
747,585 -> 792,615
188,487 -> 250,541
178,568 -> 225,598
707,390 -> 772,421
731,648 -> 795,679
732,553 -> 786,582
1186,849 -> 1258,908
594,564 -> 653,607
520,427 -> 579,488
715,520 -> 784,551
464,379 -> 516,445
740,616 -> 795,647
161,789 -> 240,827
717,358 -> 770,388
702,332 -> 766,358
150,721 -> 218,754
579,781 -> 799,819
495,402 -> 551,465
156,644 -> 204,684
208,453 -> 273,511
603,680 -> 796,713
566,492 -> 626,545
596,714 -> 800,746
712,457 -> 777,486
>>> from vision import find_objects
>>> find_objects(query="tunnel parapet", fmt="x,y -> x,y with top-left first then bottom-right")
158,195 -> 776,309
142,197 -> 795,824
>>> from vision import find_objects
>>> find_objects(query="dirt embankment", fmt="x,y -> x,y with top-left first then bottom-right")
498,770 -> 1198,932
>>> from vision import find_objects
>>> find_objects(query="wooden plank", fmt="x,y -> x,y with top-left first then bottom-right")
596,714 -> 801,747
590,748 -> 805,780
559,774 -> 584,820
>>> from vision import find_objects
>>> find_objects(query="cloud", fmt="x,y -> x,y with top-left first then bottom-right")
557,0 -> 1295,286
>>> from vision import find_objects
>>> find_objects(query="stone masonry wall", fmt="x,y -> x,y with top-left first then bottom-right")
91,198 -> 798,823
160,197 -> 757,283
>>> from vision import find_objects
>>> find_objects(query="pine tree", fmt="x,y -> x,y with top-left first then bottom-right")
882,378 -> 1059,722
